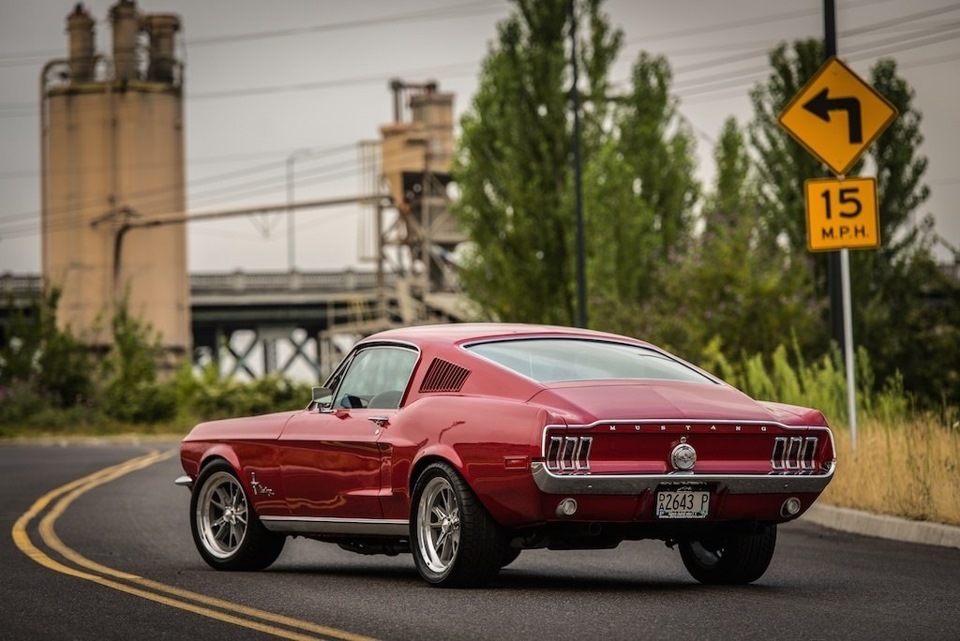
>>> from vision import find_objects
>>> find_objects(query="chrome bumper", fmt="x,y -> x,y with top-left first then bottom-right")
174,475 -> 194,490
531,461 -> 835,495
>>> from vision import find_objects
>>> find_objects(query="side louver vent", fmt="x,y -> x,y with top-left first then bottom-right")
419,358 -> 471,393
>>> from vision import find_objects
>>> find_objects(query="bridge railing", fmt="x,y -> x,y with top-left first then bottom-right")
1,270 -> 391,299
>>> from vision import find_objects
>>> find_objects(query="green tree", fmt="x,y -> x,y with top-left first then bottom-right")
587,52 -> 700,338
748,40 -> 826,253
454,0 -> 617,324
0,288 -> 93,408
643,118 -> 820,360
749,43 -> 954,406
98,298 -> 177,423
454,0 -> 700,328
854,58 -> 957,405
748,39 -> 831,346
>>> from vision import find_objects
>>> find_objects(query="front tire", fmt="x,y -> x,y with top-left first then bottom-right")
678,524 -> 777,584
411,462 -> 505,588
190,460 -> 285,571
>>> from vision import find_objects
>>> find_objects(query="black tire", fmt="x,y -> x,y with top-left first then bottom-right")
678,524 -> 777,585
410,462 -> 505,588
189,460 -> 285,571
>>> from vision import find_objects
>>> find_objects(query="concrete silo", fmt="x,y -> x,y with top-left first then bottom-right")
41,1 -> 188,354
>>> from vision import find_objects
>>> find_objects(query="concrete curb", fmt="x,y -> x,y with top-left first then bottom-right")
801,502 -> 960,550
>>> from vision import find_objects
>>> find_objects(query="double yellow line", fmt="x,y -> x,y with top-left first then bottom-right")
12,448 -> 376,641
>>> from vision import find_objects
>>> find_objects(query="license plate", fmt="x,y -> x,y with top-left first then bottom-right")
656,489 -> 710,519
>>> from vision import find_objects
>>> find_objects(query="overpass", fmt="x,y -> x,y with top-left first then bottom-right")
0,270 -> 473,381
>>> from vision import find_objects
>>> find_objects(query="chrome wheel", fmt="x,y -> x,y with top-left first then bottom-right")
417,476 -> 461,574
410,462 -> 505,587
196,471 -> 249,559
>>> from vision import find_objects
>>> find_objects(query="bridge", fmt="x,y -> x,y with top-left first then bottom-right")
0,270 -> 473,381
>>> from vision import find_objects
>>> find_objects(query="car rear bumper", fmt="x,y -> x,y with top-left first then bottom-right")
530,461 -> 835,495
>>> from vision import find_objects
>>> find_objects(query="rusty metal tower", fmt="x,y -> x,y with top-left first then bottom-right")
378,80 -> 464,302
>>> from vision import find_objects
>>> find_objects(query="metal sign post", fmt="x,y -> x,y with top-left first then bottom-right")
777,1 -> 898,453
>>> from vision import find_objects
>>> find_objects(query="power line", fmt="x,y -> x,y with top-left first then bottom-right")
0,1 -> 509,66
0,141 -> 430,240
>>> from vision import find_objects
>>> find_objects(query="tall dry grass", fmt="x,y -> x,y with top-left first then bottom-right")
822,417 -> 960,526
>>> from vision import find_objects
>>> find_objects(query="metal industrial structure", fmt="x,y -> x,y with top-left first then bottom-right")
27,1 -> 473,380
41,1 -> 189,354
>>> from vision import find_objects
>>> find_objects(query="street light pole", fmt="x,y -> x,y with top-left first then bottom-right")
569,0 -> 587,329
285,151 -> 302,273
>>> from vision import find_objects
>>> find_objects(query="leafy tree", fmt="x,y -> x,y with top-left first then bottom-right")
858,60 -> 958,405
642,118 -> 820,360
747,40 -> 832,344
98,298 -> 177,423
454,0 -> 597,323
587,52 -> 700,339
454,0 -> 699,328
749,42 -> 955,406
0,288 -> 93,408
748,40 -> 826,253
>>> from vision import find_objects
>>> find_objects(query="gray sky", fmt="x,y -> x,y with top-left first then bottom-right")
1,0 -> 957,275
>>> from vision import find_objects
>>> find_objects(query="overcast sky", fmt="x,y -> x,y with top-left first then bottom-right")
0,0 -> 957,275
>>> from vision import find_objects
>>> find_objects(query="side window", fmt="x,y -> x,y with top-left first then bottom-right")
332,346 -> 418,410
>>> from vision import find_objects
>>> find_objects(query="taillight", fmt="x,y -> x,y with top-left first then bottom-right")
771,436 -> 819,471
545,435 -> 592,472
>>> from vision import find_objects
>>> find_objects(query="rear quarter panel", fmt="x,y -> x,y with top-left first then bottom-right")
382,395 -> 552,525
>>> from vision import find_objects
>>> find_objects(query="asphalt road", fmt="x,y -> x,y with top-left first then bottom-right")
2,441 -> 959,641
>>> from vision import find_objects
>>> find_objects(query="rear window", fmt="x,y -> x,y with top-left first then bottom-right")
465,338 -> 714,384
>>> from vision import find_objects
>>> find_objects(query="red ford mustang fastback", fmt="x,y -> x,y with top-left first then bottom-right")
177,323 -> 836,588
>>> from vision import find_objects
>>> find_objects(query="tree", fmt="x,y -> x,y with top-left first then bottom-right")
453,0 -> 621,324
748,40 -> 831,338
0,288 -> 93,408
749,42 -> 955,406
852,58 -> 957,405
454,0 -> 700,329
587,52 -> 700,339
642,118 -> 820,360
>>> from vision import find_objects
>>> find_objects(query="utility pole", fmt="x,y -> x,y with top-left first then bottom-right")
569,0 -> 587,328
824,0 -> 845,353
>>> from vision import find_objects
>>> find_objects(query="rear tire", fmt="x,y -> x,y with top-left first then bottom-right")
411,462 -> 505,588
190,460 -> 285,571
678,524 -> 777,584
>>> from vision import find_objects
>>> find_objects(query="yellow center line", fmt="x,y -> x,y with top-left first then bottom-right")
13,448 -> 378,641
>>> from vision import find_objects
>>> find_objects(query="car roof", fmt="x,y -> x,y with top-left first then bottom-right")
361,322 -> 653,349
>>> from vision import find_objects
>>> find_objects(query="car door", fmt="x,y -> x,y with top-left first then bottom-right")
277,344 -> 418,519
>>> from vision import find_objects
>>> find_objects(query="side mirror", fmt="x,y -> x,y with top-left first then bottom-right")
309,386 -> 333,412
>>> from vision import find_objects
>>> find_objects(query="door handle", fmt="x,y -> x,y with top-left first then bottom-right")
368,416 -> 389,427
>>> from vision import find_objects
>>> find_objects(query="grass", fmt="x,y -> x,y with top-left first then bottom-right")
822,416 -> 960,527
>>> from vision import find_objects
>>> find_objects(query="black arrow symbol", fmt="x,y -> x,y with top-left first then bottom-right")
803,88 -> 863,144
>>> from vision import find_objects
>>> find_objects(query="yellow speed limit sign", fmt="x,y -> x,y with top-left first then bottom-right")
804,176 -> 879,252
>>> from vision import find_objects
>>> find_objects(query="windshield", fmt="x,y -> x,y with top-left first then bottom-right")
465,338 -> 714,384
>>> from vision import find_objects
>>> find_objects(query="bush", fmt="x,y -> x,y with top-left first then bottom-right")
174,362 -> 312,421
698,336 -> 914,427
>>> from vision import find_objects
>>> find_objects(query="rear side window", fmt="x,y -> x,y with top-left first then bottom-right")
466,338 -> 713,384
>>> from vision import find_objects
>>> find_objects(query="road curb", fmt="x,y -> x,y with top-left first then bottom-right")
801,502 -> 960,550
